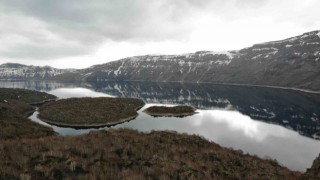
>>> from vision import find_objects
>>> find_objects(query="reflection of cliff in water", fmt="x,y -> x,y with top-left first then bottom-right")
0,80 -> 77,91
89,81 -> 320,140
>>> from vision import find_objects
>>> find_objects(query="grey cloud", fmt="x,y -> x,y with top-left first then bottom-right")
0,42 -> 92,60
0,0 -> 205,61
0,0 -> 195,42
0,0 -> 318,61
234,0 -> 269,8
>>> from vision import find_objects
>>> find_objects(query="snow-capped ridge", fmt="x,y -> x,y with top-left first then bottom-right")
260,30 -> 320,45
123,50 -> 238,62
0,63 -> 75,80
0,63 -> 27,68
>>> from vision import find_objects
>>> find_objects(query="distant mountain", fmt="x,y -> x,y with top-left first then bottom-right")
82,30 -> 320,91
1,30 -> 320,91
0,63 -> 77,81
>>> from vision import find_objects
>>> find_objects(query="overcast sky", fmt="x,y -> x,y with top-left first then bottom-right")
0,0 -> 319,69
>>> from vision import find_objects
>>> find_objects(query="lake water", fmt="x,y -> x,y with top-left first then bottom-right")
1,80 -> 320,172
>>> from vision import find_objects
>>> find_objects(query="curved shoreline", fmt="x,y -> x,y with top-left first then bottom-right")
29,98 -> 57,106
24,98 -> 57,118
38,114 -> 139,129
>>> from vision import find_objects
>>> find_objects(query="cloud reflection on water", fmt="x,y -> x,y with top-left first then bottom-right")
48,88 -> 114,99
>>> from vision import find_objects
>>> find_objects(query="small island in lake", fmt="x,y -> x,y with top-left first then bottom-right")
38,97 -> 145,128
143,105 -> 197,117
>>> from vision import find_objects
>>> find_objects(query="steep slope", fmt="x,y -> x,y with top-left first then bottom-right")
83,30 -> 320,91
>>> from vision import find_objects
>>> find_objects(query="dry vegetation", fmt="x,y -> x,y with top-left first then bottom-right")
0,129 -> 309,180
0,88 -> 56,140
0,100 -> 34,118
144,105 -> 197,117
306,154 -> 320,178
0,88 -> 56,104
0,116 -> 55,140
38,97 -> 145,127
0,100 -> 54,140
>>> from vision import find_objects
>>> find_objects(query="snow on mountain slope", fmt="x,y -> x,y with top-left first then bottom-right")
82,31 -> 320,91
0,63 -> 76,80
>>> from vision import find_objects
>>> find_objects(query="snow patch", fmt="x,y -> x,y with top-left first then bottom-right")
114,84 -> 124,96
307,42 -> 320,45
0,66 -> 68,78
252,47 -> 277,51
114,62 -> 124,76
262,37 -> 298,45
214,60 -> 232,65
202,51 -> 236,59
195,51 -> 237,59
289,37 -> 298,42
83,72 -> 92,77
252,54 -> 262,60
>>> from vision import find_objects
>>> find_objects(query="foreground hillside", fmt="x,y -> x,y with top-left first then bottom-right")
1,30 -> 319,91
0,88 -> 56,140
0,129 -> 304,179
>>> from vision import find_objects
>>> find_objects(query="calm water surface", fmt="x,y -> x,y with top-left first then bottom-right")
1,80 -> 320,172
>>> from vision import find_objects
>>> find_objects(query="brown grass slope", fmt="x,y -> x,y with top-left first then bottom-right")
0,129 -> 303,180
306,154 -> 320,178
0,88 -> 56,140
0,88 -> 56,104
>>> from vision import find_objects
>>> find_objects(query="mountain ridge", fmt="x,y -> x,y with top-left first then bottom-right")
1,30 -> 319,91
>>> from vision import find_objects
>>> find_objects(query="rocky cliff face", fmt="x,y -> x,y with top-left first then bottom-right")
1,30 -> 320,91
